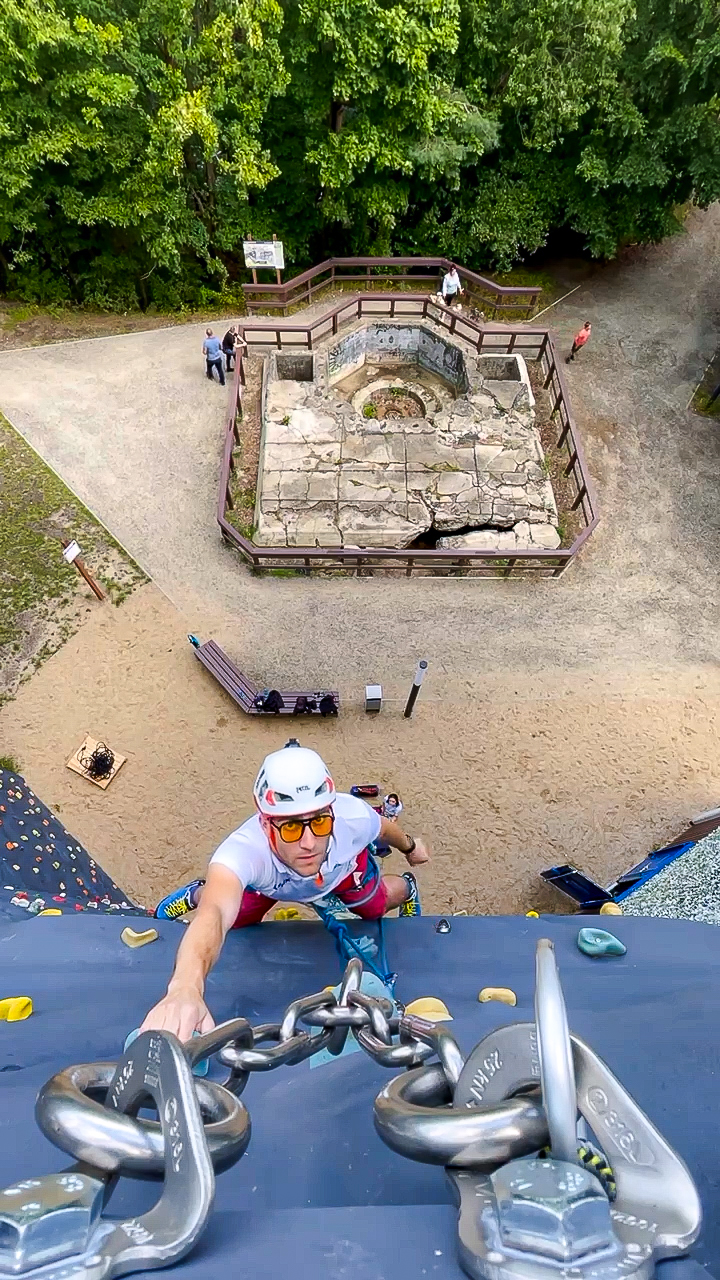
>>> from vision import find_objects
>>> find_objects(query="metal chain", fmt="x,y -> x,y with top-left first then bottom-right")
6,944 -> 702,1280
32,959 -> 455,1184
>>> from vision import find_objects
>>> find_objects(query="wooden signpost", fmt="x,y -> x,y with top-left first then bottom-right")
61,539 -> 105,601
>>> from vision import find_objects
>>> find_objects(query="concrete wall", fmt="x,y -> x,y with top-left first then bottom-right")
326,323 -> 468,392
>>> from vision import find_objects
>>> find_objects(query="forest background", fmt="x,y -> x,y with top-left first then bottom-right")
1,0 -> 718,310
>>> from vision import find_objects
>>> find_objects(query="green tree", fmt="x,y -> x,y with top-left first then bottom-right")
406,0 -> 720,267
0,0 -> 286,307
250,0 -> 497,258
0,0 -> 717,303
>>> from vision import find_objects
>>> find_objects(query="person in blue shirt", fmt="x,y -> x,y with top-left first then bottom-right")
202,328 -> 225,385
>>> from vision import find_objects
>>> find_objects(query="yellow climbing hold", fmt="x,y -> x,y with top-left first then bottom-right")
0,997 -> 33,1022
405,997 -> 453,1022
478,987 -> 517,1006
37,909 -> 62,916
274,907 -> 301,921
120,927 -> 159,949
526,911 -> 540,918
600,902 -> 623,916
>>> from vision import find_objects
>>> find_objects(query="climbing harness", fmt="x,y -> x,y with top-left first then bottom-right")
313,901 -> 396,992
0,945 -> 702,1280
312,847 -> 398,991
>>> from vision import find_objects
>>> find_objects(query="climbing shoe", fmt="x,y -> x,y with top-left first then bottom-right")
399,872 -> 421,918
154,878 -> 205,920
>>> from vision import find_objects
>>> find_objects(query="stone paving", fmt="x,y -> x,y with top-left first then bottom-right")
256,320 -> 559,549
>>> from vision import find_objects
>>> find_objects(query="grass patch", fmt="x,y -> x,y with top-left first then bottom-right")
0,414 -> 146,701
0,297 -> 247,352
0,755 -> 20,772
528,372 -> 585,550
690,351 -> 720,418
484,267 -> 562,321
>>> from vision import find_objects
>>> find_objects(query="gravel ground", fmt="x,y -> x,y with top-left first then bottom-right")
622,831 -> 720,924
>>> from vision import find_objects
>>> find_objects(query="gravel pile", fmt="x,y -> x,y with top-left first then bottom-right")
621,829 -> 720,924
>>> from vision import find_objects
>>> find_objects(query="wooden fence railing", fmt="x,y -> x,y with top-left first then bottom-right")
218,293 -> 597,578
243,256 -> 540,320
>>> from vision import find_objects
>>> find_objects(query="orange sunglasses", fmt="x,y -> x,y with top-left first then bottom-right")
269,811 -> 334,843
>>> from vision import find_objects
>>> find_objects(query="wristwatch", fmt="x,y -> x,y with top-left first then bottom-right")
404,836 -> 416,855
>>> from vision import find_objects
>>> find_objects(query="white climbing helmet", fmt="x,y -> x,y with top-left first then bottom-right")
253,745 -> 336,817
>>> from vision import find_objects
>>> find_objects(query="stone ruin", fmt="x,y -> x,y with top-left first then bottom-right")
254,320 -> 559,551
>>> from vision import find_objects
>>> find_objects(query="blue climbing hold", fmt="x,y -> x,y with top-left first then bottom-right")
577,927 -> 626,957
355,935 -> 379,960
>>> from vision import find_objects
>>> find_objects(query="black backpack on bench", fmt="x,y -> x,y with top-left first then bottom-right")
255,689 -> 284,714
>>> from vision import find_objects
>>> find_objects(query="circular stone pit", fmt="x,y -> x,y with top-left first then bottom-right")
364,387 -> 425,419
352,376 -> 438,421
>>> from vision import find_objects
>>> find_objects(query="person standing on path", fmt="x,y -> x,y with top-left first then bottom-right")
221,325 -> 238,372
202,328 -> 225,385
566,322 -> 592,363
441,264 -> 463,306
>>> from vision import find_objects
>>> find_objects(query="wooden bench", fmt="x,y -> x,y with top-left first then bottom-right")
189,637 -> 339,716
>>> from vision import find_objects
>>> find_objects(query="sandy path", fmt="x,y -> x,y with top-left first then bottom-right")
2,583 -> 719,915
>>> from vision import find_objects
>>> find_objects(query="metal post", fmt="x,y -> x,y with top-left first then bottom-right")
403,660 -> 428,718
534,938 -> 578,1164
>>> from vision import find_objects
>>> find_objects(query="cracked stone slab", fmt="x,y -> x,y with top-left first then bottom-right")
340,434 -> 406,466
265,409 -> 344,444
263,442 -> 341,471
339,468 -> 407,505
337,506 -> 427,548
256,316 -> 556,550
404,436 -> 476,471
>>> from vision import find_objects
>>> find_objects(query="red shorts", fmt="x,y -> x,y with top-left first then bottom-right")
231,848 -> 387,928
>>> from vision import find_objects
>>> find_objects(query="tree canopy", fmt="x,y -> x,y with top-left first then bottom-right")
0,0 -> 717,307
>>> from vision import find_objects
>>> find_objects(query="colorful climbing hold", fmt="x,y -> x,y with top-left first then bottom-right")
478,987 -> 517,1006
37,909 -> 63,916
405,997 -> 453,1022
0,997 -> 33,1022
525,910 -> 540,918
577,927 -> 626,957
120,927 -> 159,948
274,907 -> 301,921
599,902 -> 623,916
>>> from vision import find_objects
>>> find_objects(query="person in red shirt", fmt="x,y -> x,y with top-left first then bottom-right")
566,321 -> 592,363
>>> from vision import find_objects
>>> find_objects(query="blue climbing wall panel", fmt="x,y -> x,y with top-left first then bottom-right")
0,913 -> 718,1278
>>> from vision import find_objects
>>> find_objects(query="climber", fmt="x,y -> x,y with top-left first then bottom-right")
141,744 -> 430,1038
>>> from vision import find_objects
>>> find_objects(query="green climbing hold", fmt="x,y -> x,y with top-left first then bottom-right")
577,927 -> 626,957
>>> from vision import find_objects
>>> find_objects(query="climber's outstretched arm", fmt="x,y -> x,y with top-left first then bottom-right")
141,863 -> 243,1040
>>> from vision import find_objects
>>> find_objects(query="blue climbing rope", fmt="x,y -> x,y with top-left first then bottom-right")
313,903 -> 396,994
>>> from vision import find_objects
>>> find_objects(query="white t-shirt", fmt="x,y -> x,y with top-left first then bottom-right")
209,793 -> 382,904
443,269 -> 460,295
